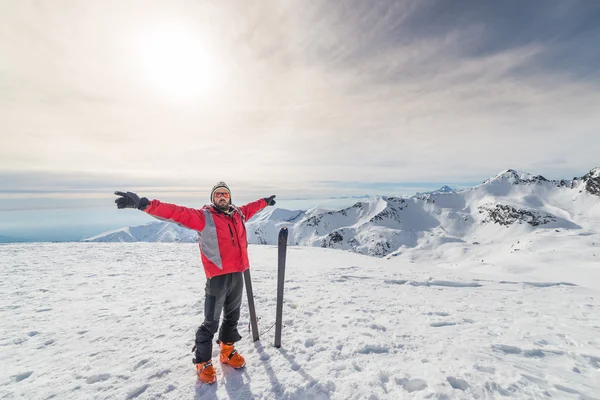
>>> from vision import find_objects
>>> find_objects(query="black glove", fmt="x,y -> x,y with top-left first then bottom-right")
114,191 -> 150,210
264,195 -> 276,206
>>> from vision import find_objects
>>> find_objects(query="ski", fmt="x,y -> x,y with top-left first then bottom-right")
244,269 -> 260,342
274,227 -> 288,348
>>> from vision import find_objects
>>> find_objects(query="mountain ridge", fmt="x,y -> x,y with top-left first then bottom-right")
85,168 -> 600,258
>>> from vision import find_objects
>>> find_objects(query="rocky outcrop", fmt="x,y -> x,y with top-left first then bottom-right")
478,204 -> 556,227
582,167 -> 600,196
321,231 -> 344,247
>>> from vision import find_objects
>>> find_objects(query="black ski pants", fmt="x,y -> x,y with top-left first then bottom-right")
194,272 -> 244,363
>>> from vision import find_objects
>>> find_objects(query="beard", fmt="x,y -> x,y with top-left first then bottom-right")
215,198 -> 230,210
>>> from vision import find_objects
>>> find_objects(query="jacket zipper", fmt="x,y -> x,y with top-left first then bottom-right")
233,218 -> 248,248
228,224 -> 235,245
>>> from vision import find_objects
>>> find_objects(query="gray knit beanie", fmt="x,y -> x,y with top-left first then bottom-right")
210,181 -> 231,204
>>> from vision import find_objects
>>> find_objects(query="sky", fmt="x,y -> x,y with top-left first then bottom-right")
1,0 -> 599,241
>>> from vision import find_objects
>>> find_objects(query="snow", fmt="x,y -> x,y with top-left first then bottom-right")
84,222 -> 199,243
2,241 -> 599,399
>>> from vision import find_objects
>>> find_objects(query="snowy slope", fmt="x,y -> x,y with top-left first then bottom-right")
84,221 -> 200,243
1,243 -> 599,399
87,168 -> 600,259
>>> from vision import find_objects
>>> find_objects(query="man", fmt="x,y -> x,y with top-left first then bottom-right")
114,182 -> 276,384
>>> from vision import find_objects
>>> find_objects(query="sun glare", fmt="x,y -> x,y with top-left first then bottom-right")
138,26 -> 218,102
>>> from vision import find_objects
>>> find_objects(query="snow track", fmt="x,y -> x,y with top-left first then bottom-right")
1,243 -> 599,399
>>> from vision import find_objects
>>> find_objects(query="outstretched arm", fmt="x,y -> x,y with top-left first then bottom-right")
144,200 -> 206,232
114,191 -> 206,231
239,195 -> 276,220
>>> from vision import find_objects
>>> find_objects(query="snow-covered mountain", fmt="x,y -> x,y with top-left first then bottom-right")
86,168 -> 600,258
415,185 -> 456,195
84,221 -> 199,243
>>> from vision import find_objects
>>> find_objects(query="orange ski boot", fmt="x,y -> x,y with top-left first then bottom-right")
219,342 -> 246,369
195,360 -> 216,384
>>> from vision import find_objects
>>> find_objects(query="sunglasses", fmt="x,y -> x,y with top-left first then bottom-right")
214,191 -> 230,198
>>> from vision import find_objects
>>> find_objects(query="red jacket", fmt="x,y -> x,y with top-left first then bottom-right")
144,199 -> 268,278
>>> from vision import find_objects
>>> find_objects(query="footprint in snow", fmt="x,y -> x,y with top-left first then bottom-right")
378,371 -> 389,383
424,311 -> 449,317
369,323 -> 387,332
523,281 -> 577,287
447,376 -> 469,391
126,384 -> 150,399
356,344 -> 389,354
430,321 -> 457,327
133,359 -> 150,370
409,280 -> 482,288
523,349 -> 545,358
14,371 -> 33,382
339,266 -> 360,271
395,377 -> 428,392
492,344 -> 558,358
335,274 -> 372,282
86,374 -> 111,384
554,384 -> 579,395
492,344 -> 522,355
474,364 -> 495,374
521,374 -> 547,386
164,384 -> 176,393
384,279 -> 408,285
582,354 -> 600,368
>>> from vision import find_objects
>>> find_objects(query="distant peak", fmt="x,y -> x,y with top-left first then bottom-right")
484,169 -> 547,185
497,169 -> 532,179
437,185 -> 456,193
413,185 -> 456,196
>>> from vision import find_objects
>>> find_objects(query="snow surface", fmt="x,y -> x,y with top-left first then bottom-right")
2,242 -> 599,399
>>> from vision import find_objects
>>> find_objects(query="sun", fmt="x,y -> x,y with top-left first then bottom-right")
138,25 -> 218,102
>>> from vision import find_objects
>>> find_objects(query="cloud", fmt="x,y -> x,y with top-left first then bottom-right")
1,0 -> 599,199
